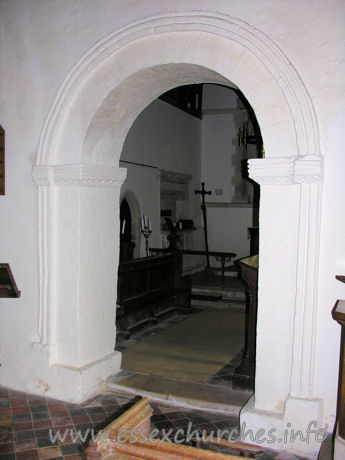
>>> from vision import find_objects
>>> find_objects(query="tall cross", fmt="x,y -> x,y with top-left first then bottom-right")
195,182 -> 212,268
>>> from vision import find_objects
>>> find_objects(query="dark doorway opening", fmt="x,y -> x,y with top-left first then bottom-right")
120,198 -> 134,261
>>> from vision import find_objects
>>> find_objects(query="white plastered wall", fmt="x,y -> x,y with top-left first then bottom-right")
120,98 -> 202,255
1,2 -> 344,457
201,86 -> 255,259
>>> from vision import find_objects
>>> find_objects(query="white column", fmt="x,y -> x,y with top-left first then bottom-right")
241,156 -> 324,458
32,163 -> 127,401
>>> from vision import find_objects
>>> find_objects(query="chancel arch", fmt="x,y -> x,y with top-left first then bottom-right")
32,11 -> 323,454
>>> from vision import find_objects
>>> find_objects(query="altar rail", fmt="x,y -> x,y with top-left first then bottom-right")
150,248 -> 236,285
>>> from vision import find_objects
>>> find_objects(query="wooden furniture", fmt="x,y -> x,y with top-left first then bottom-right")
117,252 -> 190,337
85,397 -> 257,459
247,227 -> 259,256
151,247 -> 236,286
0,264 -> 21,298
183,250 -> 236,285
0,125 -> 4,195
233,255 -> 258,391
332,276 -> 345,440
120,240 -> 135,262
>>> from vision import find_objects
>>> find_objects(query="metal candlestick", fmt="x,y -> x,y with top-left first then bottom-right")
141,226 -> 152,257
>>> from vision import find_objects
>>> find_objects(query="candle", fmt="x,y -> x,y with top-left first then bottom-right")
148,218 -> 151,230
140,217 -> 144,231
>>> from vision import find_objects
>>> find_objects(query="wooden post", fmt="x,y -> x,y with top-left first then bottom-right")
233,256 -> 258,391
332,298 -> 345,439
195,182 -> 212,268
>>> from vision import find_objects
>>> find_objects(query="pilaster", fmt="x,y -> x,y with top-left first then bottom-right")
31,163 -> 127,398
241,155 -> 324,458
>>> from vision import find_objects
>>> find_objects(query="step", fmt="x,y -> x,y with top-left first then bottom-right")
106,370 -> 252,416
192,287 -> 246,302
191,299 -> 245,311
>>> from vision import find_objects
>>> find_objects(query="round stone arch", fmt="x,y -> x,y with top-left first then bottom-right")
32,12 -> 323,442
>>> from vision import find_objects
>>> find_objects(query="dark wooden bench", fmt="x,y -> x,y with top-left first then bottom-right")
150,248 -> 237,286
117,252 -> 191,337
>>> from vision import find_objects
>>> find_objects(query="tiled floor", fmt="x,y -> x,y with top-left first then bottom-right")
207,349 -> 244,387
0,386 -> 313,460
0,386 -> 241,459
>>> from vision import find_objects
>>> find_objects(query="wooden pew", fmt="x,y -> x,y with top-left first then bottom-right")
85,398 -> 260,459
117,253 -> 189,337
233,255 -> 258,391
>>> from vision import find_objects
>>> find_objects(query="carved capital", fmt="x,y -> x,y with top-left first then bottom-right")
32,164 -> 127,187
248,156 -> 323,185
294,155 -> 323,184
248,158 -> 295,185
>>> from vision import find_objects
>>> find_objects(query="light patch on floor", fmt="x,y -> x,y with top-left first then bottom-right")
121,310 -> 245,383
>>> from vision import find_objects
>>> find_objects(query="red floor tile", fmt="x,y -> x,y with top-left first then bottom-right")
12,413 -> 31,424
13,421 -> 33,431
15,438 -> 37,451
16,449 -> 39,460
12,406 -> 30,415
10,398 -> 28,408
0,413 -> 12,427
89,413 -> 107,423
51,416 -> 73,427
28,398 -> 47,406
47,403 -> 67,413
31,412 -> 50,422
51,424 -> 74,434
56,433 -> 78,445
32,419 -> 53,429
0,441 -> 14,453
0,429 -> 13,443
37,445 -> 62,459
71,415 -> 91,424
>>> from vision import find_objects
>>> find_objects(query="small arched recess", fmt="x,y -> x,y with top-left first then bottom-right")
120,190 -> 141,259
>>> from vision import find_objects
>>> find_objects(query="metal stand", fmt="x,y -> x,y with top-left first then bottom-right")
141,226 -> 152,257
195,182 -> 212,268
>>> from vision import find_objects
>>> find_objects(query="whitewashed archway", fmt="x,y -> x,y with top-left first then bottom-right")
32,11 -> 322,455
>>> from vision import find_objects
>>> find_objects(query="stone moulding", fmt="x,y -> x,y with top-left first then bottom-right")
36,11 -> 320,166
32,164 -> 127,187
294,156 -> 323,184
248,155 -> 322,185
